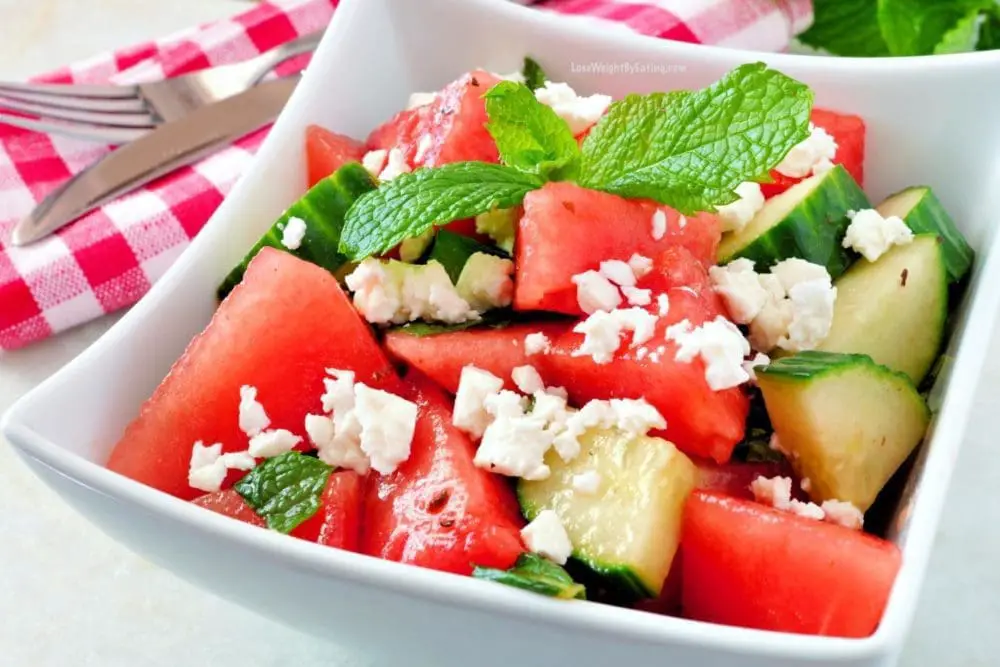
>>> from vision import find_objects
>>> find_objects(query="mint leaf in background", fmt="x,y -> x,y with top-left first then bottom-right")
484,81 -> 581,180
978,7 -> 1000,49
579,63 -> 813,216
522,57 -> 549,91
339,163 -> 543,261
234,451 -> 332,534
798,0 -> 890,56
934,10 -> 984,54
473,553 -> 586,600
877,0 -> 993,55
428,229 -> 508,283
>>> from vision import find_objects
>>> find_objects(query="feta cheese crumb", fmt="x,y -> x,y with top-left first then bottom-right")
378,148 -> 411,181
523,332 -> 552,356
573,307 -> 657,364
512,365 -> 546,395
742,352 -> 770,382
455,252 -> 515,311
842,208 -> 914,262
771,258 -> 830,292
821,500 -> 865,530
622,285 -> 652,306
521,509 -> 574,565
609,397 -> 666,436
407,91 -> 437,110
453,366 -> 505,439
668,316 -> 752,390
414,134 -> 434,164
775,123 -> 838,178
321,369 -> 356,416
307,412 -> 369,474
599,259 -> 637,287
238,385 -> 270,437
534,81 -> 611,135
572,270 -> 622,314
751,475 -> 828,522
656,293 -> 670,317
572,470 -> 602,495
361,149 -> 388,178
651,209 -> 668,240
280,216 -> 308,251
220,451 -> 257,471
248,429 -> 303,458
345,258 -> 480,325
716,182 -> 765,234
627,253 -> 653,278
779,277 -> 837,353
354,384 -> 419,474
476,394 -> 552,480
188,441 -> 226,493
709,259 -> 769,324
678,215 -> 687,229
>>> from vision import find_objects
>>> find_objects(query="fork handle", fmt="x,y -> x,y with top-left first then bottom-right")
242,31 -> 325,87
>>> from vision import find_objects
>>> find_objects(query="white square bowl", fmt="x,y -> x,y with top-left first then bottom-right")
5,1 -> 1000,665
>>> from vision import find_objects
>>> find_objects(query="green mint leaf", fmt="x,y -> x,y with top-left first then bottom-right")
877,0 -> 993,55
473,553 -> 586,600
579,63 -> 812,216
339,162 -> 543,260
392,309 -> 513,337
977,7 -> 1000,50
484,81 -> 581,180
934,10 -> 984,54
798,0 -> 890,56
427,229 -> 509,283
234,451 -> 332,534
522,57 -> 549,91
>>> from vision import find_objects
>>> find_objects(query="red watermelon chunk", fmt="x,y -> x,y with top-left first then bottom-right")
191,489 -> 265,528
305,124 -> 366,188
367,70 -> 501,170
291,470 -> 364,551
681,491 -> 900,637
384,321 -> 572,394
106,248 -> 398,501
536,248 -> 749,462
361,371 -> 525,575
514,182 -> 722,316
760,108 -> 866,199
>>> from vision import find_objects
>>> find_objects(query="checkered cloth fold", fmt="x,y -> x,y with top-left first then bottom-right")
0,0 -> 812,350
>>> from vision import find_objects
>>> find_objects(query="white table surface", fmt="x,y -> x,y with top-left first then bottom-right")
1,3 -> 997,666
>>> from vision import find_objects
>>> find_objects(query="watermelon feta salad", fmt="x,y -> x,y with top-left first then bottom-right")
106,58 -> 974,639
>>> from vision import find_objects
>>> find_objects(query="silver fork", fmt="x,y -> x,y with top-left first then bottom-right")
0,30 -> 322,144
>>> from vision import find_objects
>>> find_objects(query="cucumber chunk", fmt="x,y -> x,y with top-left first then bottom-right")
518,429 -> 696,599
718,165 -> 870,279
818,234 -> 947,384
757,351 -> 930,511
877,186 -> 973,283
218,162 -> 376,298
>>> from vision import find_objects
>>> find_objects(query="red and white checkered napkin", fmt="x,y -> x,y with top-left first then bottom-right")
0,0 -> 813,351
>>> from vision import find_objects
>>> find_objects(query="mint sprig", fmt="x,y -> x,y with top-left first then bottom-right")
234,451 -> 332,534
338,163 -> 543,260
473,553 -> 586,600
521,57 -> 549,91
578,63 -> 813,215
484,81 -> 581,181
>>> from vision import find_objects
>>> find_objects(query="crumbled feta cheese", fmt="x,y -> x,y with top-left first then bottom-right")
572,270 -> 622,314
622,286 -> 652,306
345,259 -> 479,325
484,389 -> 530,420
407,91 -> 438,110
771,258 -> 830,292
453,366 -> 505,439
678,215 -> 687,229
321,369 -> 356,416
523,332 -> 552,356
668,316 -> 752,390
521,510 -> 574,565
361,149 -> 388,178
280,216 -> 307,251
414,134 -> 434,164
609,398 -> 666,436
305,413 -> 335,449
792,500 -> 827,521
651,209 -> 668,240
551,398 -> 663,462
238,385 -> 270,437
512,365 -> 546,395
378,148 -> 411,181
778,278 -> 837,353
599,259 -> 637,287
751,475 -> 827,522
821,500 -> 865,530
572,470 -> 602,495
476,401 -> 552,480
749,297 -> 795,353
709,259 -> 769,324
656,293 -> 670,317
742,352 -> 770,382
628,253 -> 653,278
220,451 -> 257,471
775,124 -> 838,178
842,208 -> 914,262
354,384 -> 419,475
534,81 -> 611,135
572,307 -> 657,364
455,252 -> 515,311
307,412 -> 369,474
248,429 -> 303,458
636,346 -> 648,360
716,182 -> 765,234
188,441 -> 226,493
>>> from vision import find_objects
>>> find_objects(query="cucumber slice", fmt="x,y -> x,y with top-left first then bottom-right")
718,165 -> 870,279
518,429 -> 696,599
819,234 -> 947,384
757,351 -> 930,511
877,186 -> 973,283
217,162 -> 376,299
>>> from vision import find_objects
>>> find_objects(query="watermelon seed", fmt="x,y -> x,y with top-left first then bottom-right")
428,489 -> 451,514
900,268 -> 909,287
